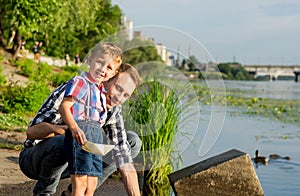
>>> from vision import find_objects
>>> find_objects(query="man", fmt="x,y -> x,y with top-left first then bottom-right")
19,63 -> 142,196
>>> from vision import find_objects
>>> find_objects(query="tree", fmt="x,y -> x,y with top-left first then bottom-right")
188,55 -> 201,71
122,38 -> 163,66
0,0 -> 122,60
0,0 -> 62,59
217,62 -> 253,80
46,0 -> 122,59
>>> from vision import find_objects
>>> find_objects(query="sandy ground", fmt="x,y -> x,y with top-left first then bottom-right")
0,131 -> 128,196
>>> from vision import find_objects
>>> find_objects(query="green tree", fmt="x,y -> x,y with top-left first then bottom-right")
122,38 -> 162,66
0,0 -> 122,60
188,55 -> 201,71
46,0 -> 122,60
0,0 -> 62,58
218,62 -> 252,80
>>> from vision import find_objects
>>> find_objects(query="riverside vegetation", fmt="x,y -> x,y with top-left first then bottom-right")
1,52 -> 300,194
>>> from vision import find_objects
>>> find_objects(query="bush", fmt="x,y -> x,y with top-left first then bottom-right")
51,71 -> 77,87
14,58 -> 37,78
0,113 -> 28,132
0,81 -> 50,114
0,65 -> 6,85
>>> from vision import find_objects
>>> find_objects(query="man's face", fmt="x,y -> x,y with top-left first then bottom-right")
88,53 -> 119,84
105,72 -> 136,108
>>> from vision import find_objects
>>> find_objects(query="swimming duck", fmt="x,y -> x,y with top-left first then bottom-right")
252,150 -> 268,165
269,154 -> 291,160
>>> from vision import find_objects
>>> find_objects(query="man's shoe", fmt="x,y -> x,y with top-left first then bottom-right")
61,190 -> 71,196
61,184 -> 72,196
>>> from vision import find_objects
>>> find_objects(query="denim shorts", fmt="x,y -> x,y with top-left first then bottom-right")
64,120 -> 103,177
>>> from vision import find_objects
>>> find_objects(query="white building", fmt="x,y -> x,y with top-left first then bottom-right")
121,15 -> 133,40
155,43 -> 172,65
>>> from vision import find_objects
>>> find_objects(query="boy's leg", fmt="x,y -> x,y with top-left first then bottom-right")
71,174 -> 88,196
86,176 -> 98,196
62,131 -> 142,194
19,135 -> 68,195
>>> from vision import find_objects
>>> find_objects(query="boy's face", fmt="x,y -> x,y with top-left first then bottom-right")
88,53 -> 119,84
105,72 -> 136,108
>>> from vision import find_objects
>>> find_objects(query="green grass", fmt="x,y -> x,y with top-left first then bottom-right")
123,80 -> 197,195
0,142 -> 24,151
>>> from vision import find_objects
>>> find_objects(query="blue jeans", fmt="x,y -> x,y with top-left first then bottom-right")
19,131 -> 141,195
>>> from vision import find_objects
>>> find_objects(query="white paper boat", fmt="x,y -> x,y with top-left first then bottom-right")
82,141 -> 115,156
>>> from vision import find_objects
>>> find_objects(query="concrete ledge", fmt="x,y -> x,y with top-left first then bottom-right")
168,149 -> 264,196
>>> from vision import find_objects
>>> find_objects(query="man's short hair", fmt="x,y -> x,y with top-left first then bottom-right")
111,63 -> 141,87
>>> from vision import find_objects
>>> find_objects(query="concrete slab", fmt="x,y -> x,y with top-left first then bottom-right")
168,149 -> 264,196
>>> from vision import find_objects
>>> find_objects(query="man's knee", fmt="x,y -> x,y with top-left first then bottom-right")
127,131 -> 142,158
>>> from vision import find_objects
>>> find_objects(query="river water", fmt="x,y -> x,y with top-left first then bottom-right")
177,80 -> 300,196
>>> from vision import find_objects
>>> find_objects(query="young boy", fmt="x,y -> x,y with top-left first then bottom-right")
59,42 -> 122,196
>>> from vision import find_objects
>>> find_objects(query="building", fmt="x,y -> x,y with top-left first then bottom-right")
155,43 -> 173,66
121,15 -> 133,40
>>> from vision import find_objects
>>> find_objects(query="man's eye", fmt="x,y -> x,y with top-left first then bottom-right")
116,85 -> 122,91
96,62 -> 103,66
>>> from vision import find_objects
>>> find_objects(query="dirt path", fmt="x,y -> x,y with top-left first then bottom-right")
0,131 -> 127,196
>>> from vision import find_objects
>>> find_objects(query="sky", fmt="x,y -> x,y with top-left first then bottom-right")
111,0 -> 300,65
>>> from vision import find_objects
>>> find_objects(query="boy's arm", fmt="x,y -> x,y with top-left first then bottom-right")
59,96 -> 86,145
26,123 -> 67,140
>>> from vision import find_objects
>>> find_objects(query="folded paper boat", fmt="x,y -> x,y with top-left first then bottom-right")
82,141 -> 115,156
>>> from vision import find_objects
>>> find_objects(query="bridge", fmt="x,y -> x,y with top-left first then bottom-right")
243,65 -> 300,82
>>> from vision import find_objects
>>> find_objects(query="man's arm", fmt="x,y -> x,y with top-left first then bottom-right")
26,122 -> 67,140
103,106 -> 141,195
119,163 -> 141,196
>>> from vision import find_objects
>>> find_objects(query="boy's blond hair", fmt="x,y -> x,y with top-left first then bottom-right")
85,42 -> 123,68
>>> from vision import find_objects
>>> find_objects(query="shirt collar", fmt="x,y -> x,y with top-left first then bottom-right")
81,71 -> 106,92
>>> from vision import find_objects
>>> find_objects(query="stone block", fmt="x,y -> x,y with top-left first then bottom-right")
168,149 -> 264,196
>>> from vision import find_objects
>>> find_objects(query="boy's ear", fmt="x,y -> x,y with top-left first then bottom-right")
85,55 -> 91,65
111,70 -> 118,77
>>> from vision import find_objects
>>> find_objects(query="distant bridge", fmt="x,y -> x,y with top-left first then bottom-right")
243,65 -> 300,82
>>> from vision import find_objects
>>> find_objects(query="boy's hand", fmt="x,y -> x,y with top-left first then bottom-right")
71,128 -> 87,145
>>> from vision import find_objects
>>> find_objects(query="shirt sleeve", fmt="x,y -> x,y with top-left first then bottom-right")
103,106 -> 133,168
64,76 -> 87,102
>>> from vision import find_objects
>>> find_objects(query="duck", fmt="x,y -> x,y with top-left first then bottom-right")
252,150 -> 268,165
269,154 -> 291,160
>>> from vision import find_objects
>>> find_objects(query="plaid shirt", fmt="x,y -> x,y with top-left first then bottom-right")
29,81 -> 132,168
65,72 -> 107,124
103,106 -> 133,168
